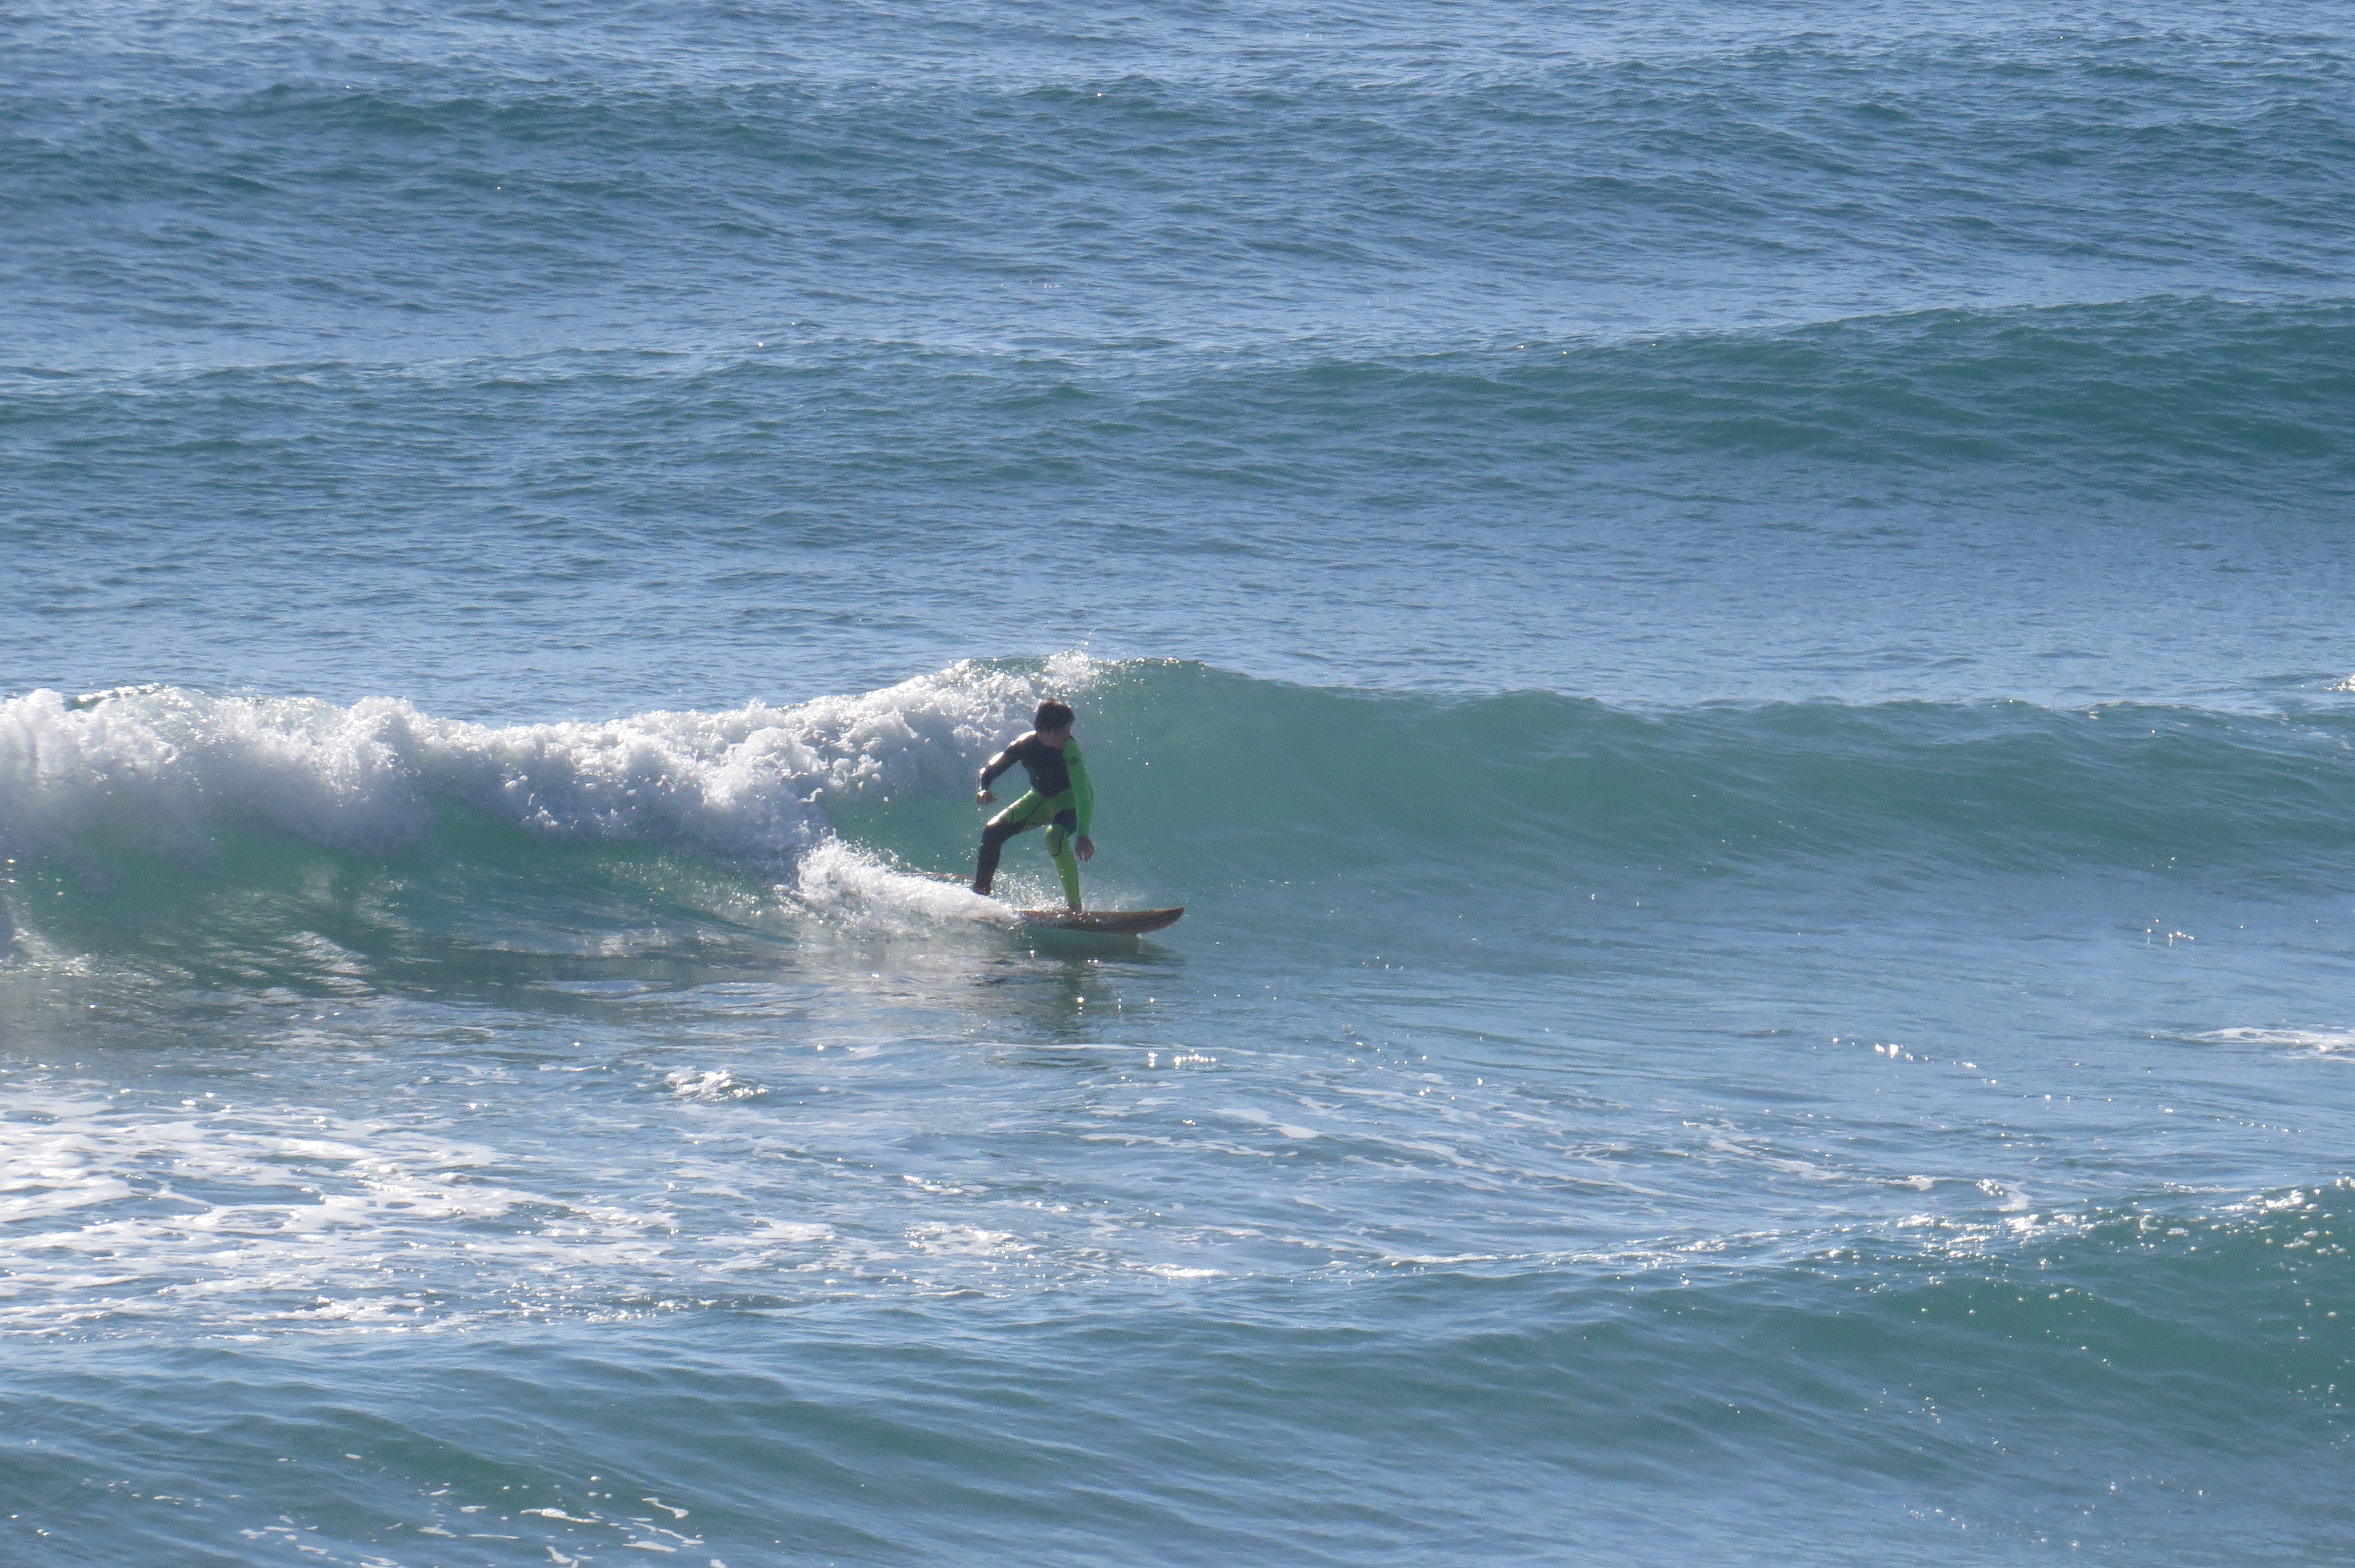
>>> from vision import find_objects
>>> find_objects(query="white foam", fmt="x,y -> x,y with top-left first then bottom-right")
0,656 -> 1099,868
1977,1178 -> 2032,1212
1219,1107 -> 1322,1140
787,837 -> 1015,933
0,1091 -> 684,1333
2195,1027 -> 2355,1054
907,1224 -> 1029,1257
665,1069 -> 768,1102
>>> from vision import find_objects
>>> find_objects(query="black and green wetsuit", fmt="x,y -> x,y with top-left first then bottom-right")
973,732 -> 1095,906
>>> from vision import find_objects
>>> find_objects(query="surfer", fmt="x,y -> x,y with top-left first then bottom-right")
973,699 -> 1094,909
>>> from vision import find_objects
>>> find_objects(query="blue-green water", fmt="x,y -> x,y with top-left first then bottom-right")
5,2 -> 2354,1563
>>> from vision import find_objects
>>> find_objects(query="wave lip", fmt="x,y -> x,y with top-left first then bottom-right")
0,657 -> 1092,869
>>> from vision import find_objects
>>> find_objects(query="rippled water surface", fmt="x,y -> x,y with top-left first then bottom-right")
5,1 -> 2354,1563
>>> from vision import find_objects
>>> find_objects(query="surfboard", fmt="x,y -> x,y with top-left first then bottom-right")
1014,907 -> 1185,935
904,870 -> 1182,934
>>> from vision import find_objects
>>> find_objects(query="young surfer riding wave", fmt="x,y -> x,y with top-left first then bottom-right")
972,699 -> 1094,910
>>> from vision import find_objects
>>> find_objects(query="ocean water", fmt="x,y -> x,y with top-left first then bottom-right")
5,0 -> 2354,1562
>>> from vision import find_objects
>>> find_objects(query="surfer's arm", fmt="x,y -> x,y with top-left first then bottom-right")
979,737 -> 1029,788
976,732 -> 1031,802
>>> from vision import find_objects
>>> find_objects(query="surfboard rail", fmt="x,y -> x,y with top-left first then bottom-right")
1013,908 -> 1185,935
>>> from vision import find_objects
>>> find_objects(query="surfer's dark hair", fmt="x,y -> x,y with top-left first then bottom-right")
1034,699 -> 1075,731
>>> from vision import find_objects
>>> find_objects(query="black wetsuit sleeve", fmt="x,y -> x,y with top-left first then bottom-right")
979,732 -> 1034,789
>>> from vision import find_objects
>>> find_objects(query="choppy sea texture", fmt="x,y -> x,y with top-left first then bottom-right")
6,0 -> 2355,1563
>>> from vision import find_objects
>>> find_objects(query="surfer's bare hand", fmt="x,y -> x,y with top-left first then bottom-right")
1074,835 -> 1094,862
976,788 -> 996,805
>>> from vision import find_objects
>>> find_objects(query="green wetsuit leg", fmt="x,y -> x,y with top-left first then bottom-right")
1043,823 -> 1082,909
976,792 -> 1047,894
979,789 -> 1081,905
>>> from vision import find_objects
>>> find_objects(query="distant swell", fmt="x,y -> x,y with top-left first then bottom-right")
10,297 -> 2353,506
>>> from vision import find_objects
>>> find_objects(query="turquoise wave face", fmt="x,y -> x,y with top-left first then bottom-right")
6,667 -> 2355,1086
11,664 -> 2355,922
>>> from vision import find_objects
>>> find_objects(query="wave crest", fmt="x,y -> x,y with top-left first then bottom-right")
0,655 -> 1095,868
